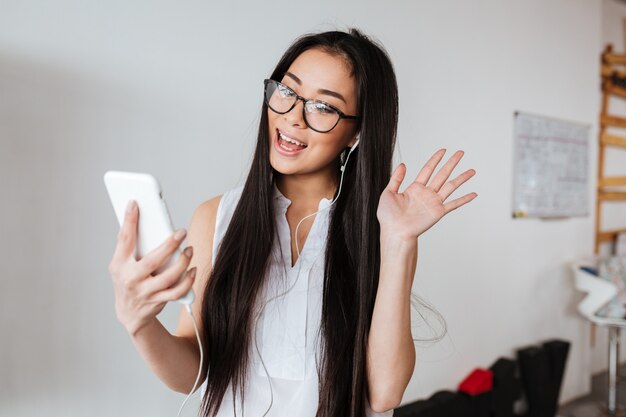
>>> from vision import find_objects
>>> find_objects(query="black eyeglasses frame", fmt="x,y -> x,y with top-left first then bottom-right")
263,78 -> 359,133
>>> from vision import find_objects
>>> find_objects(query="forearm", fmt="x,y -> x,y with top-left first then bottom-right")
128,317 -> 205,394
367,233 -> 417,411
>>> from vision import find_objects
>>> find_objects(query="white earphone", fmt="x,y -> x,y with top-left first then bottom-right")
295,132 -> 360,257
340,133 -> 360,172
351,137 -> 360,150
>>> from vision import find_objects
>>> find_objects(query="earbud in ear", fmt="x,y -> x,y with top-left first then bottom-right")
350,135 -> 360,152
340,136 -> 360,172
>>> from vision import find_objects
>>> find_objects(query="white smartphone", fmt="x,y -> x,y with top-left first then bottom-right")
103,170 -> 195,305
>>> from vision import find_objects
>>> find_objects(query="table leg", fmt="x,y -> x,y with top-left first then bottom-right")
609,327 -> 620,415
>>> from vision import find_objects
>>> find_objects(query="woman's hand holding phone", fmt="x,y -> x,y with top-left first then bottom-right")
107,200 -> 197,337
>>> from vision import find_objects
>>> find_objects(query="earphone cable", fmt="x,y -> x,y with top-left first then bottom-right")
256,144 -> 357,416
176,304 -> 204,417
294,144 -> 356,257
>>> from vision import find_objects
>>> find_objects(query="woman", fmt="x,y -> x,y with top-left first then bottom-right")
108,28 -> 477,417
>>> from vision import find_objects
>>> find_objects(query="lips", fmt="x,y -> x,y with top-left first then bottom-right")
274,129 -> 307,156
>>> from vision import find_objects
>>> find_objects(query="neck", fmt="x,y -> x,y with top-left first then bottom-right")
275,167 -> 338,206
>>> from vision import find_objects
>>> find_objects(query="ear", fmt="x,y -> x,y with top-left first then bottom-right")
347,132 -> 361,148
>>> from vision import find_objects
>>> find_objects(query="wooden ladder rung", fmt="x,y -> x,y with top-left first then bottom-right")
598,191 -> 626,201
604,53 -> 626,65
606,83 -> 626,100
599,176 -> 626,187
601,65 -> 626,78
601,114 -> 626,128
601,133 -> 626,148
598,228 -> 626,243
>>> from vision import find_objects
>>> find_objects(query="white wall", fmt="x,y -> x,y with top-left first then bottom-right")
0,1 -> 612,416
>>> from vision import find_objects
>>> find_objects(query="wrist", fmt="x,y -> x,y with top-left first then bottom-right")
380,230 -> 417,255
380,228 -> 417,246
127,316 -> 160,339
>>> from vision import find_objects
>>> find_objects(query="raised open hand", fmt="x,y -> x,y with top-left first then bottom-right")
377,149 -> 477,242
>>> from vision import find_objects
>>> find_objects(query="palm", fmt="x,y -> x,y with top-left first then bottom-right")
377,149 -> 477,241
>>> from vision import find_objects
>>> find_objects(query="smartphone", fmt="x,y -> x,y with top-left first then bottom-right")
103,170 -> 195,305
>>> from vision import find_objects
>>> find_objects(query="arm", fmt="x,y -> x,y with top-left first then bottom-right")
367,149 -> 477,412
128,317 -> 204,394
172,195 -> 221,392
366,234 -> 418,412
173,196 -> 222,394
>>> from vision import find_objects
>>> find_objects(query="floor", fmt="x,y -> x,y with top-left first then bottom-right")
559,364 -> 626,417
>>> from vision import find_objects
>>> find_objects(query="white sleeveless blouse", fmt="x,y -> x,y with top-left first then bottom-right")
199,184 -> 394,417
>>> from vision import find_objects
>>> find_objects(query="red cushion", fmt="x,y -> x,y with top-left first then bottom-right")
458,368 -> 493,395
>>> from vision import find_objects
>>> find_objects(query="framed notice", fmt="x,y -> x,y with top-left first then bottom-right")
512,111 -> 590,219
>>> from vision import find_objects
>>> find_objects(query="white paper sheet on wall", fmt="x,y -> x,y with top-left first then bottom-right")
512,111 -> 590,219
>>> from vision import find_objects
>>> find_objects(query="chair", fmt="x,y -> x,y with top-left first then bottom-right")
571,260 -> 623,416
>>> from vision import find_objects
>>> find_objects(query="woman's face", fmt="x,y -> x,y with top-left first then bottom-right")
268,47 -> 359,178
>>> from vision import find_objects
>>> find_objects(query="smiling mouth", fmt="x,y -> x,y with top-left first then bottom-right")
277,130 -> 308,152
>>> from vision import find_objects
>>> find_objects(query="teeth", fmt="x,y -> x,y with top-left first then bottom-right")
279,132 -> 307,147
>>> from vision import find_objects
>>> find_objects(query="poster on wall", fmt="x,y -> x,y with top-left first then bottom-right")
512,111 -> 590,219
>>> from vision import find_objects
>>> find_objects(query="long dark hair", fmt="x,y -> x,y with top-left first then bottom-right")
200,28 -> 399,417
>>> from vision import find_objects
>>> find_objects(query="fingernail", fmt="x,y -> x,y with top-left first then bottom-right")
190,267 -> 197,279
174,229 -> 187,241
126,200 -> 135,213
184,246 -> 193,257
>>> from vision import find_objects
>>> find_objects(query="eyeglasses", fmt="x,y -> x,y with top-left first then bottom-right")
263,79 -> 359,133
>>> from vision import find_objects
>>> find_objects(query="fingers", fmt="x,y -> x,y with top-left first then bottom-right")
111,200 -> 139,267
428,150 -> 465,192
438,169 -> 476,200
151,267 -> 197,304
414,148 -> 446,186
136,228 -> 187,277
443,192 -> 478,215
386,163 -> 406,194
142,246 -> 194,296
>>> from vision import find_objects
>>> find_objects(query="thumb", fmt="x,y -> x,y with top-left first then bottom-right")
386,163 -> 406,194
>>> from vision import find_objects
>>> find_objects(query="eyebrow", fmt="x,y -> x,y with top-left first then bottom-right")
284,71 -> 347,104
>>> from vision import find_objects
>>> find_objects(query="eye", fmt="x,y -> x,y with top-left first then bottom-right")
277,84 -> 296,98
308,102 -> 337,115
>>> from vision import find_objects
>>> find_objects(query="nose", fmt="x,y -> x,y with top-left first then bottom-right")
283,98 -> 307,129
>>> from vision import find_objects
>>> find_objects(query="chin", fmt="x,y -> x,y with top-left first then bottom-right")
269,156 -> 300,176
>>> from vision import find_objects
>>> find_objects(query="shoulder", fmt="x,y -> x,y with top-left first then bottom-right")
189,185 -> 244,229
186,185 -> 245,255
194,195 -> 222,220
188,195 -> 222,241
